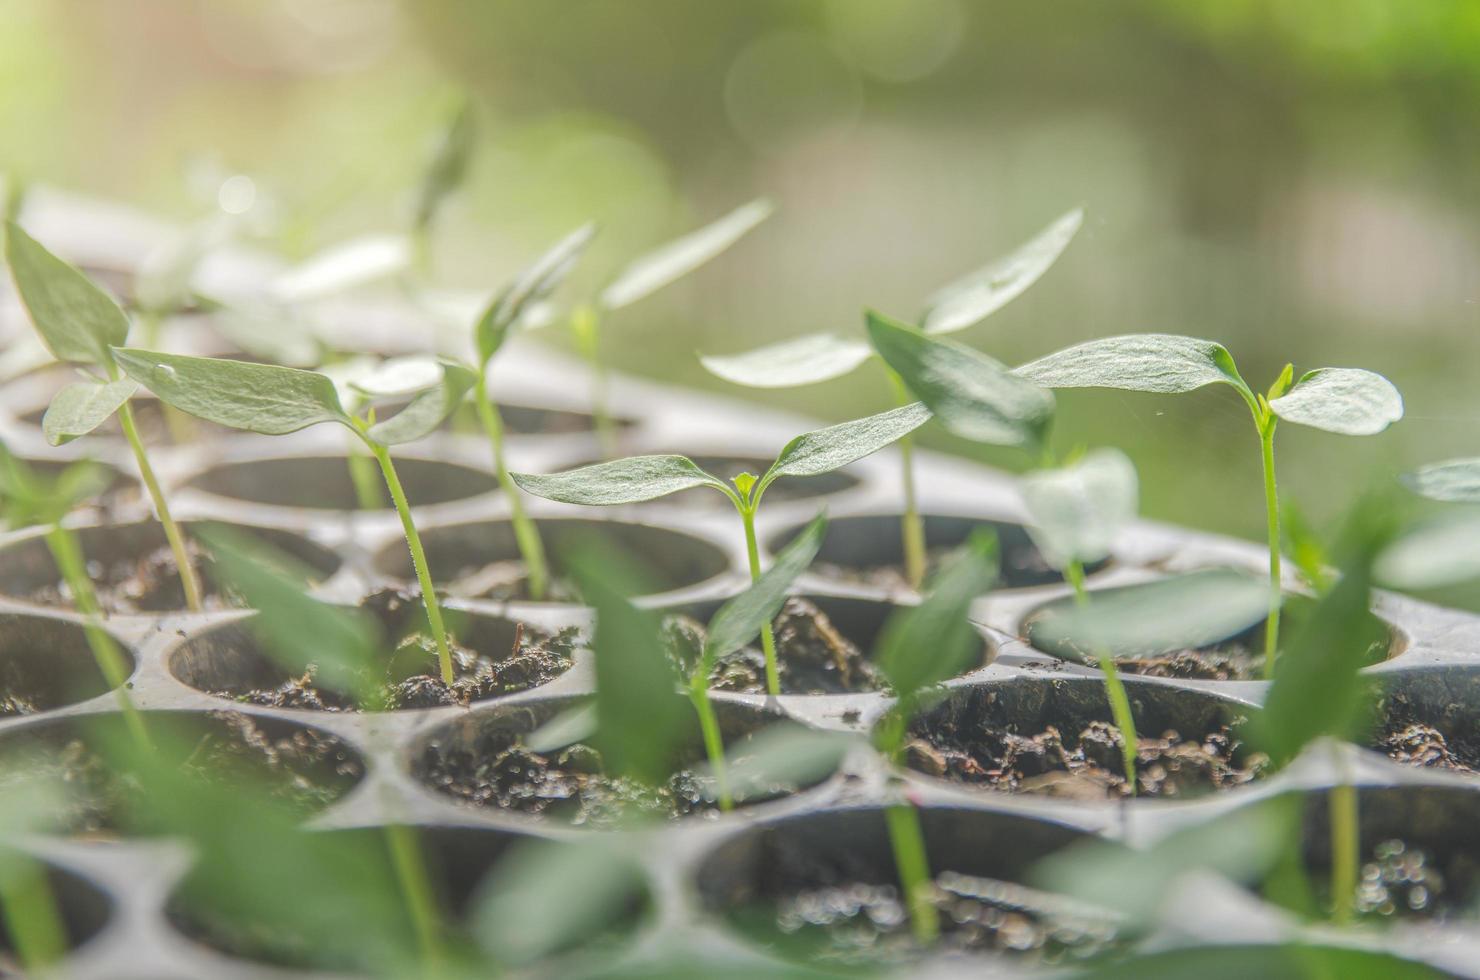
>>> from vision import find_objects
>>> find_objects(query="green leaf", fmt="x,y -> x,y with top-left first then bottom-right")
699,333 -> 874,389
476,223 -> 596,366
1404,457 -> 1480,503
877,530 -> 998,703
866,310 -> 1052,449
524,703 -> 599,754
5,221 -> 130,366
208,306 -> 324,367
196,525 -> 380,703
1015,334 -> 1248,395
366,360 -> 478,445
41,378 -> 138,446
512,455 -> 728,506
1021,448 -> 1137,568
922,208 -> 1083,334
270,233 -> 411,304
134,222 -> 221,314
599,198 -> 772,311
1267,367 -> 1403,436
702,724 -> 858,801
1377,511 -> 1480,590
112,348 -> 351,435
1026,570 -> 1271,664
701,513 -> 826,673
414,98 -> 476,233
347,355 -> 444,398
760,401 -> 932,495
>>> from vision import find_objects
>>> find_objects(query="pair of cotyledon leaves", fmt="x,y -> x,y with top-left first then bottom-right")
701,208 -> 1085,389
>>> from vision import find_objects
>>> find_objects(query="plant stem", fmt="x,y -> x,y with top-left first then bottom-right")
475,373 -> 549,601
346,445 -> 385,511
45,526 -> 148,748
382,823 -> 444,974
0,855 -> 67,971
1065,560 -> 1138,794
689,674 -> 731,811
1258,419 -> 1282,678
886,371 -> 927,590
370,441 -> 455,685
573,305 -> 616,458
738,502 -> 781,696
117,399 -> 202,612
885,801 -> 938,944
1329,746 -> 1359,924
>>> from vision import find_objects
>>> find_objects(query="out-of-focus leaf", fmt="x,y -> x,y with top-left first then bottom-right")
271,234 -> 411,304
348,355 -> 444,398
1016,334 -> 1248,395
922,208 -> 1083,334
701,724 -> 857,800
1377,511 -> 1480,590
599,199 -> 772,311
476,223 -> 596,366
700,333 -> 874,389
760,401 -> 931,494
366,361 -> 476,446
1268,368 -> 1403,436
113,348 -> 351,435
1064,943 -> 1443,980
525,703 -> 599,754
1404,457 -> 1480,503
6,221 -> 131,366
134,221 -> 224,314
414,99 -> 476,233
1021,448 -> 1137,568
513,455 -> 727,506
701,513 -> 826,671
41,378 -> 138,446
209,306 -> 325,367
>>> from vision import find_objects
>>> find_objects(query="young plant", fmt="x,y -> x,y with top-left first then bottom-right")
865,311 -> 1143,789
511,401 -> 931,695
1015,333 -> 1403,676
410,96 -> 476,276
109,348 -> 475,686
572,198 -> 772,453
701,209 -> 1082,588
4,221 -> 205,612
872,531 -> 1000,943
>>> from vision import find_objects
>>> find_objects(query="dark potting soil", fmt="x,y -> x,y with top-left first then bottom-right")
0,712 -> 361,835
661,598 -> 890,695
904,720 -> 1266,800
219,589 -> 578,711
1377,722 -> 1480,777
438,559 -> 581,603
26,537 -> 225,615
814,543 -> 1062,595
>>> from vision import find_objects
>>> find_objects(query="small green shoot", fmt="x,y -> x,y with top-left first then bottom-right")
110,348 -> 474,685
1016,333 -> 1403,676
702,209 -> 1082,587
575,198 -> 772,453
411,96 -> 476,275
4,220 -> 205,611
512,402 -> 930,695
0,774 -> 74,973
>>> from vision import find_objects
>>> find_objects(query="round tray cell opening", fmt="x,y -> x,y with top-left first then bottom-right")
185,456 -> 495,510
0,857 -> 113,966
1375,667 -> 1480,776
0,614 -> 136,717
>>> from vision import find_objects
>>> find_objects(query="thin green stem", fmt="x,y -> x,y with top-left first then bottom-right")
885,801 -> 938,945
573,305 -> 616,458
1066,560 -> 1138,795
738,503 -> 781,696
45,526 -> 148,748
0,855 -> 67,971
1258,420 -> 1282,678
689,675 -> 731,811
383,823 -> 444,974
370,441 -> 455,685
1329,746 -> 1359,924
347,445 -> 385,511
887,371 -> 926,590
476,374 -> 549,600
117,399 -> 202,612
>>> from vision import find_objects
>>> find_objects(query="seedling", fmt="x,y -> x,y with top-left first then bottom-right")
109,347 -> 475,686
866,312 -> 1143,789
702,209 -> 1082,588
571,198 -> 772,453
411,96 -> 476,276
1015,333 -> 1403,676
512,401 -> 931,695
4,221 -> 205,612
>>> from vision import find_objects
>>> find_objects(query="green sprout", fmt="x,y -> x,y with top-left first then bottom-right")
702,209 -> 1082,589
572,198 -> 772,454
0,775 -> 74,974
411,96 -> 476,276
4,221 -> 205,612
1015,333 -> 1403,676
109,348 -> 474,685
865,311 -> 1143,790
512,401 -> 931,695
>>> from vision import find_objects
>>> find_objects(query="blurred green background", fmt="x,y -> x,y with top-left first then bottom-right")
3,0 -> 1478,557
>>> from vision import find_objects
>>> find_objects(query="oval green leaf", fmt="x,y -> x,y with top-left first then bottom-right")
477,222 -> 596,366
700,333 -> 874,389
1267,367 -> 1403,436
41,378 -> 138,446
5,221 -> 131,366
1376,512 -> 1480,590
702,512 -> 826,671
1015,334 -> 1247,395
512,455 -> 726,506
1021,448 -> 1137,569
922,207 -> 1083,334
414,98 -> 476,233
1404,457 -> 1480,503
366,360 -> 478,445
866,309 -> 1053,449
760,400 -> 931,493
113,348 -> 351,435
599,198 -> 772,311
